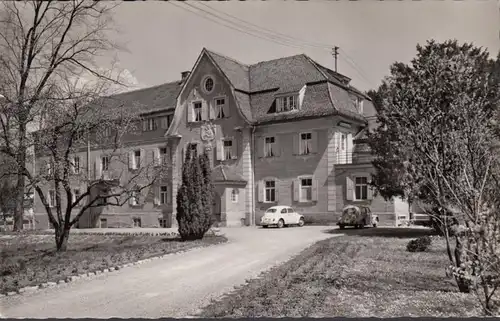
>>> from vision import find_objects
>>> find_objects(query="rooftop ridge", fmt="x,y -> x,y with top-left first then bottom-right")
104,79 -> 182,99
204,48 -> 250,69
248,53 -> 306,68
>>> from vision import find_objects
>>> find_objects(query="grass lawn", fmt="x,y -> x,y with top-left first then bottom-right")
200,227 -> 481,317
0,231 -> 227,294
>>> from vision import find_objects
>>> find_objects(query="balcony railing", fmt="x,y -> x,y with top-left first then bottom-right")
335,150 -> 374,165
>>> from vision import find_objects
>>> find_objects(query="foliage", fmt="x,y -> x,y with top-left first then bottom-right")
367,39 -> 500,312
176,145 -> 214,241
406,236 -> 432,252
0,1 -> 165,250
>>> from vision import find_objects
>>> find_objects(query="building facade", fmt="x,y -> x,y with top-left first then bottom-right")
33,48 -> 411,229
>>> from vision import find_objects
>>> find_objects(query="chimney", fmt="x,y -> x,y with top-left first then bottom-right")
181,71 -> 190,81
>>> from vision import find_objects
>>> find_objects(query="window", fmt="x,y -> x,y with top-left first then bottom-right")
103,127 -> 112,137
281,208 -> 287,214
193,102 -> 202,122
73,156 -> 80,174
101,156 -> 110,171
73,189 -> 81,205
189,143 -> 198,158
265,180 -> 276,203
223,140 -> 233,160
48,190 -> 55,207
204,77 -> 214,93
357,98 -> 364,114
215,98 -> 225,119
341,133 -> 346,151
158,218 -> 167,228
134,150 -> 141,168
264,137 -> 276,157
231,189 -> 239,203
160,115 -> 172,129
300,132 -> 312,155
300,178 -> 313,202
287,208 -> 295,213
133,217 -> 142,228
160,147 -> 168,165
160,185 -> 168,205
355,177 -> 369,200
100,218 -> 108,228
276,95 -> 298,113
143,118 -> 157,132
130,191 -> 139,206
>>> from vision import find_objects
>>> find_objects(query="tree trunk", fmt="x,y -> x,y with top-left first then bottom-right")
454,235 -> 471,293
55,225 -> 71,252
12,173 -> 25,231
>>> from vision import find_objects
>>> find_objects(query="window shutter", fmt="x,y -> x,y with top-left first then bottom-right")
223,100 -> 230,118
367,178 -> 374,200
274,135 -> 281,157
153,148 -> 160,166
334,132 -> 341,163
312,179 -> 318,201
128,151 -> 135,170
154,186 -> 160,206
257,136 -> 264,158
347,133 -> 353,163
140,148 -> 145,168
216,139 -> 224,161
311,131 -> 318,154
231,138 -> 238,160
293,134 -> 299,155
209,101 -> 216,120
129,193 -> 134,206
187,104 -> 193,123
257,180 -> 264,202
346,176 -> 354,201
293,179 -> 300,202
167,184 -> 172,204
202,101 -> 209,120
69,156 -> 75,174
95,156 -> 102,179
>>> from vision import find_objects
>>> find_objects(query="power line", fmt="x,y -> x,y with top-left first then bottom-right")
196,2 -> 333,51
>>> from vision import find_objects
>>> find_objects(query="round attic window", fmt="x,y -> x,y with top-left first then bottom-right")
203,76 -> 214,93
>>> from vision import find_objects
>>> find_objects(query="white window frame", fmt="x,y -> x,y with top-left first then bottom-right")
73,188 -> 81,206
130,191 -> 139,206
276,95 -> 298,113
204,77 -> 214,93
73,156 -> 80,174
144,118 -> 157,132
354,176 -> 369,200
223,139 -> 233,160
264,180 -> 276,203
299,176 -> 313,202
193,101 -> 203,122
299,132 -> 312,155
159,147 -> 168,165
48,190 -> 56,207
101,156 -> 110,171
132,217 -> 142,228
264,136 -> 276,157
134,150 -> 141,169
231,189 -> 239,203
215,97 -> 226,119
160,185 -> 168,205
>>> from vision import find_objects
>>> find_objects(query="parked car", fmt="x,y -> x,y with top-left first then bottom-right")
337,205 -> 379,229
260,206 -> 305,228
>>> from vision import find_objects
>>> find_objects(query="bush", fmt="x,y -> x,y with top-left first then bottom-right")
176,145 -> 213,241
406,236 -> 432,252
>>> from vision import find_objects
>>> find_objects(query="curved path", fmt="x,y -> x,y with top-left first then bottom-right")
0,226 -> 337,318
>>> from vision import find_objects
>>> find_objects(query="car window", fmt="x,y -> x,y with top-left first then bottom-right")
287,208 -> 294,213
280,208 -> 287,214
266,208 -> 277,213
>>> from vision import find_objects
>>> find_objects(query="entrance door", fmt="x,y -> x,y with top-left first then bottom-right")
212,191 -> 221,223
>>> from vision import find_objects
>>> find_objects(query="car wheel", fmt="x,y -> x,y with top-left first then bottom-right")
277,219 -> 284,228
298,217 -> 305,227
262,225 -> 268,229
339,224 -> 345,230
372,223 -> 377,228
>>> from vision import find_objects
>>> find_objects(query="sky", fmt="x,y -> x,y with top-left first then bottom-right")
106,1 -> 499,93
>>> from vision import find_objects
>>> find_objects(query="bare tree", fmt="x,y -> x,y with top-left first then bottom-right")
0,0 -> 124,231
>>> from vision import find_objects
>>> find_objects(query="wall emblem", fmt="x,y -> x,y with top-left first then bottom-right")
201,123 -> 216,142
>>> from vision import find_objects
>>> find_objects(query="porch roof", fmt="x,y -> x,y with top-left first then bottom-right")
211,165 -> 247,185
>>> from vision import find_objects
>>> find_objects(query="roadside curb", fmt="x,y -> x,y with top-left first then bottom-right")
1,230 -> 224,299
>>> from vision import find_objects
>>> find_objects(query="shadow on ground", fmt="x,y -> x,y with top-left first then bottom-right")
322,226 -> 437,238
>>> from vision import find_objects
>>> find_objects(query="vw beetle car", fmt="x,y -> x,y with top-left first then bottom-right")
337,205 -> 379,229
260,205 -> 305,228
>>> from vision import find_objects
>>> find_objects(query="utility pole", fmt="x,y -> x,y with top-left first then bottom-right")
332,46 -> 339,72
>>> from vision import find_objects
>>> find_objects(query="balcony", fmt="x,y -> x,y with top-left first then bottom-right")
336,150 -> 374,165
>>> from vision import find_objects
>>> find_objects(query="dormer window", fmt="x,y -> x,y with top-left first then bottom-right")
276,95 -> 298,112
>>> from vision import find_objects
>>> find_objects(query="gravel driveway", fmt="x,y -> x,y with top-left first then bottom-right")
0,226 -> 338,318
